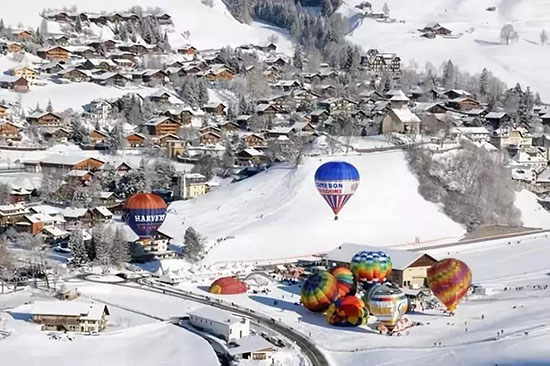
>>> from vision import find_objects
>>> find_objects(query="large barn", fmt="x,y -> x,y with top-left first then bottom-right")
323,243 -> 438,289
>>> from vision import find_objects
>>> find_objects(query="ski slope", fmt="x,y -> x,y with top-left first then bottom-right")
344,0 -> 550,100
161,151 -> 466,263
2,0 -> 292,53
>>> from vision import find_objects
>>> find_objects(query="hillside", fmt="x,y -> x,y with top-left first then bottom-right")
343,0 -> 550,100
160,151 -> 467,264
1,0 -> 292,52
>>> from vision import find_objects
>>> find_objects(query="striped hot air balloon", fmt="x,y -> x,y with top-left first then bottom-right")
427,258 -> 472,313
124,193 -> 167,240
301,271 -> 338,313
314,161 -> 360,220
364,283 -> 408,331
331,266 -> 357,298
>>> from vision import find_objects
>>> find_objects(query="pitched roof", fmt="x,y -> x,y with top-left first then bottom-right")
189,307 -> 243,325
29,301 -> 108,320
391,108 -> 421,123
94,206 -> 113,217
324,243 -> 436,270
228,336 -> 275,356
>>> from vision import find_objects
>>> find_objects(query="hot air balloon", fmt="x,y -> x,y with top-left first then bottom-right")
209,277 -> 248,295
427,258 -> 472,313
326,295 -> 369,327
365,283 -> 408,331
331,266 -> 357,298
124,193 -> 167,240
301,271 -> 338,313
314,161 -> 360,220
350,251 -> 392,284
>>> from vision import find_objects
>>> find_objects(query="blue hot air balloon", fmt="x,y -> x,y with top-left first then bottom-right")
314,161 -> 360,220
124,193 -> 167,240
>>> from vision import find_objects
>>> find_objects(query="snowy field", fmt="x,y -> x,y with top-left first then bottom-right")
0,286 -> 218,366
173,234 -> 550,366
161,151 -> 466,264
344,0 -> 550,100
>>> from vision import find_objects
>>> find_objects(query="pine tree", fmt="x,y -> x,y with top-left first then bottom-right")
197,78 -> 209,106
93,225 -> 112,269
75,16 -> 83,33
69,230 -> 89,265
293,45 -> 304,70
46,99 -> 53,112
535,92 -> 542,106
107,122 -> 124,153
479,68 -> 488,99
111,227 -> 130,266
541,30 -> 548,45
183,227 -> 205,262
382,3 -> 390,17
321,0 -> 334,16
442,60 -> 455,89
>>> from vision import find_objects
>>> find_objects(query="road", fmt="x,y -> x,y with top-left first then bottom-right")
79,275 -> 329,366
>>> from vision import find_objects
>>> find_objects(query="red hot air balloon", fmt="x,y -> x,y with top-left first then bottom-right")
209,277 -> 247,295
124,193 -> 167,240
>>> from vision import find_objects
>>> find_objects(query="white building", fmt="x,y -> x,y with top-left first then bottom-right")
189,307 -> 250,342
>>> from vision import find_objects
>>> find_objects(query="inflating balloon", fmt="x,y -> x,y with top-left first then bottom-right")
209,277 -> 248,295
326,295 -> 369,327
350,251 -> 392,284
314,161 -> 360,220
427,258 -> 472,313
301,271 -> 338,313
124,193 -> 167,240
331,266 -> 357,298
365,283 -> 408,331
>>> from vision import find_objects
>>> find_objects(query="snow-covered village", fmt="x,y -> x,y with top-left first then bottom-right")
1,0 -> 550,365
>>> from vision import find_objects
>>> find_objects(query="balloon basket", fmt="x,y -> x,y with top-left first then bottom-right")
334,215 -> 339,221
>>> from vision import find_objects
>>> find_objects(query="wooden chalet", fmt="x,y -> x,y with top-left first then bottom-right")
0,122 -> 21,139
125,133 -> 146,147
200,131 -> 222,145
37,46 -> 70,60
243,133 -> 266,147
204,102 -> 226,115
0,75 -> 29,92
144,117 -> 180,136
26,112 -> 63,127
90,130 -> 109,144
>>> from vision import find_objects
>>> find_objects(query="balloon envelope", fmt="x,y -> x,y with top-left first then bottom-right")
427,258 -> 472,312
365,283 -> 408,330
350,251 -> 392,284
209,277 -> 247,295
124,193 -> 167,240
331,266 -> 357,298
326,295 -> 369,327
301,271 -> 338,313
314,161 -> 360,217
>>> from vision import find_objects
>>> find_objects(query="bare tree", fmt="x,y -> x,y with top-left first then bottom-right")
0,183 -> 10,205
500,24 -> 519,45
382,2 -> 390,17
0,240 -> 15,294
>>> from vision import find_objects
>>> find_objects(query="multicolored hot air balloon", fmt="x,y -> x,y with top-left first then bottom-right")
209,277 -> 248,295
350,251 -> 392,284
365,283 -> 408,331
427,258 -> 472,313
331,266 -> 357,298
301,271 -> 338,313
314,161 -> 360,220
124,193 -> 167,240
326,295 -> 369,327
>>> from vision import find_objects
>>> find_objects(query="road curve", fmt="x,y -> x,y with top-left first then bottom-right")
79,275 -> 329,366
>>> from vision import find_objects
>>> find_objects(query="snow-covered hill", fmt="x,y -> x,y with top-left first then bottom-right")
2,0 -> 292,52
161,151 -> 466,264
343,0 -> 550,100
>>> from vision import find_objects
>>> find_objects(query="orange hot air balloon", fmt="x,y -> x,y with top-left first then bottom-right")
427,258 -> 472,313
331,266 -> 357,298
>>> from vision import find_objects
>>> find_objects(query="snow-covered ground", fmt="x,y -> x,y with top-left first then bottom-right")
162,151 -> 466,264
0,286 -> 218,366
2,0 -> 293,53
344,0 -> 550,100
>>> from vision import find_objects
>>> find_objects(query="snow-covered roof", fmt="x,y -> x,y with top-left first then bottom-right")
485,112 -> 507,119
324,243 -> 436,270
62,208 -> 88,218
43,226 -> 68,237
0,75 -> 22,83
228,336 -> 275,356
67,170 -> 93,177
29,301 -> 107,320
243,148 -> 264,157
389,90 -> 410,102
94,206 -> 113,217
189,307 -> 242,325
30,154 -> 103,167
451,127 -> 490,134
391,108 -> 421,123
